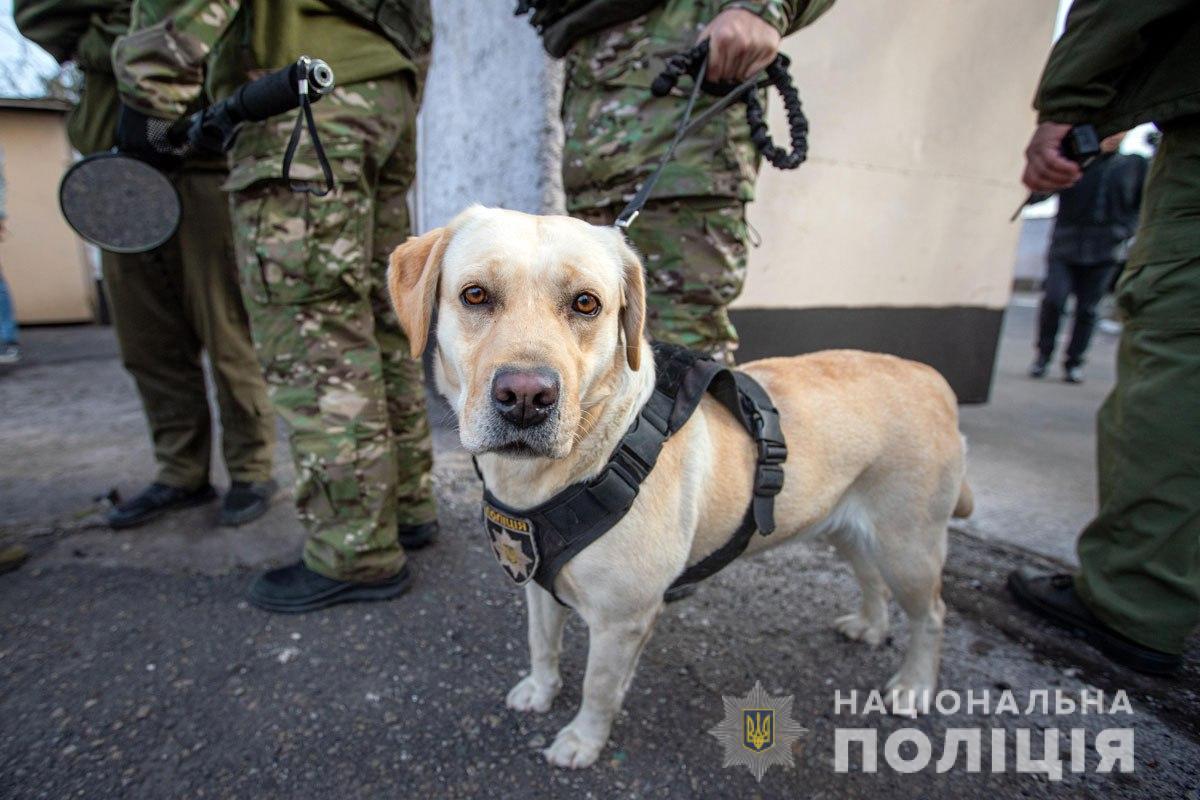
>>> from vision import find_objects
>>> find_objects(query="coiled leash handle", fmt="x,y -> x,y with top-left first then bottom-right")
652,40 -> 808,169
616,40 -> 809,229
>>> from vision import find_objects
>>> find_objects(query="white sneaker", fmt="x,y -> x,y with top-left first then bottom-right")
0,344 -> 20,365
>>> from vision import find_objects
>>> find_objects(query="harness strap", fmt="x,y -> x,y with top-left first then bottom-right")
477,344 -> 787,605
667,370 -> 785,591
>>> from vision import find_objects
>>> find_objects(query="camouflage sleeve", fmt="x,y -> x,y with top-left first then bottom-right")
112,0 -> 240,119
716,0 -> 836,37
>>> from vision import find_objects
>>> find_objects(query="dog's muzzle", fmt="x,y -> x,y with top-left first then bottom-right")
491,367 -> 559,429
479,366 -> 562,457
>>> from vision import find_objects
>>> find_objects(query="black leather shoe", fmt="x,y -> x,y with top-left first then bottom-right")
107,482 -> 217,529
1007,568 -> 1182,676
398,521 -> 438,550
219,479 -> 279,527
248,561 -> 413,614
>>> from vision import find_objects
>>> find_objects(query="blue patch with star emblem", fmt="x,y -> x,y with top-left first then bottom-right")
482,502 -> 540,585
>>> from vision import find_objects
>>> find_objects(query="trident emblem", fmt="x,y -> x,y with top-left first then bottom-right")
743,709 -> 774,752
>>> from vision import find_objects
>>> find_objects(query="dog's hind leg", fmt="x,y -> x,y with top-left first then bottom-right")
874,530 -> 947,717
832,536 -> 891,647
507,584 -> 569,714
544,604 -> 660,769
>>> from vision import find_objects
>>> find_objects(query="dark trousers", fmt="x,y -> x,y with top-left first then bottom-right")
1036,258 -> 1117,367
1073,119 -> 1200,655
102,169 -> 275,488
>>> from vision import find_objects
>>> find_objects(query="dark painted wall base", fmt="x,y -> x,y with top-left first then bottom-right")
729,306 -> 1005,404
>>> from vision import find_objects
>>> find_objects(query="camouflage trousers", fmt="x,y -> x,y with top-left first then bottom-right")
562,0 -> 760,360
225,75 -> 435,582
575,199 -> 749,362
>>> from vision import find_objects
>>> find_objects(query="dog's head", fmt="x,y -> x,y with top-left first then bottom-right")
388,206 -> 646,459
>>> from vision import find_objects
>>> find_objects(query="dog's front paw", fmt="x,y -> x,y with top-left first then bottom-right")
506,675 -> 560,714
543,725 -> 604,769
884,673 -> 935,717
834,612 -> 888,646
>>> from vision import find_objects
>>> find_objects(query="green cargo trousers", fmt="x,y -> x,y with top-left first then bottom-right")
1074,117 -> 1200,655
101,167 -> 275,489
225,76 -> 436,583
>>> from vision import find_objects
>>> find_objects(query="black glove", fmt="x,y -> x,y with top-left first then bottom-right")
115,104 -> 189,170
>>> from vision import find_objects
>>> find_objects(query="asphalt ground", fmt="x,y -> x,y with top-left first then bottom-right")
2,304 -> 1198,799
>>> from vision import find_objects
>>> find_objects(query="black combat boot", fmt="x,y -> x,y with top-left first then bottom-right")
219,479 -> 279,527
107,482 -> 217,529
1007,568 -> 1181,675
248,561 -> 414,614
398,521 -> 439,550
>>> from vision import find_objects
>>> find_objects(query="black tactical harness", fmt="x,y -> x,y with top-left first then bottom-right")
477,343 -> 787,605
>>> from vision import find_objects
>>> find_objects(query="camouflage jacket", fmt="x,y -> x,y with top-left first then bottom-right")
14,0 -> 131,153
562,0 -> 836,207
114,0 -> 428,120
526,0 -> 832,55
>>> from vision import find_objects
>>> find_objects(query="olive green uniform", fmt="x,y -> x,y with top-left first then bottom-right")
560,0 -> 834,361
1035,0 -> 1200,655
114,0 -> 436,582
15,0 -> 275,491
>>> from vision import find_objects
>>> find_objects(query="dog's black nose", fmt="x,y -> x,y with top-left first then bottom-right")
492,368 -> 560,428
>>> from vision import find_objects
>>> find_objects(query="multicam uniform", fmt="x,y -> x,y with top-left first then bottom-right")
557,0 -> 835,361
113,0 -> 436,582
15,0 -> 277,494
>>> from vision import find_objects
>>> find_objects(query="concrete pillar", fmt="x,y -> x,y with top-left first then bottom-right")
415,1 -> 564,231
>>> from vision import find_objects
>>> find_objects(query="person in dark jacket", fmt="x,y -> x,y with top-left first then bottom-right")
1009,0 -> 1200,677
1030,131 -> 1147,383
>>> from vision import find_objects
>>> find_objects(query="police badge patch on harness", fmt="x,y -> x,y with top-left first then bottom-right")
483,503 -> 540,585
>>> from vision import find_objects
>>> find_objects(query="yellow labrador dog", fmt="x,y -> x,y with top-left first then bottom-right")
388,206 -> 971,769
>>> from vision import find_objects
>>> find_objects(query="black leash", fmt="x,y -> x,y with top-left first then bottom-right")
615,40 -> 809,230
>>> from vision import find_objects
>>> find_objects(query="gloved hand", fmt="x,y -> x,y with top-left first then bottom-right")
116,104 -> 189,171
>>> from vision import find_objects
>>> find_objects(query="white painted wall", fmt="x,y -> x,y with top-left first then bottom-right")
739,0 -> 1059,311
415,0 -> 560,231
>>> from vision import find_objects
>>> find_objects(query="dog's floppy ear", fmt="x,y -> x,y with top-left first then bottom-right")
388,227 -> 449,358
615,234 -> 646,371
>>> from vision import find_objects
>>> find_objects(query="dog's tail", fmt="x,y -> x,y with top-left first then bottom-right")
953,480 -> 974,519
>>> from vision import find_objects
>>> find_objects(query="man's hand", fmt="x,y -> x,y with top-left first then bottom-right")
698,8 -> 781,83
1022,122 -> 1083,192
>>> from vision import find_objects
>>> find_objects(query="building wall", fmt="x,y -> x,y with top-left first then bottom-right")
730,0 -> 1058,401
0,108 -> 93,323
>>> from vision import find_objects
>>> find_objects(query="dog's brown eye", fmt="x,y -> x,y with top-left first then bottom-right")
461,286 -> 489,306
572,292 -> 601,316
